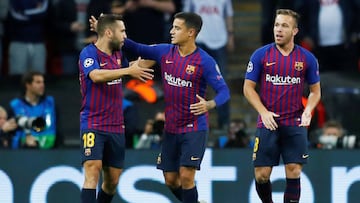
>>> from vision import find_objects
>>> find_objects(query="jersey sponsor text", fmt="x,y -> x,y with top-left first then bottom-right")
265,74 -> 301,85
164,72 -> 192,87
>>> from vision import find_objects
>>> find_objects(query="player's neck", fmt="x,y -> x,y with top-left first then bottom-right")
95,40 -> 112,55
276,42 -> 295,56
178,43 -> 197,57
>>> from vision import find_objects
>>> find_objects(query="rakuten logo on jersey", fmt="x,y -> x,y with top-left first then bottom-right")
164,72 -> 192,87
265,74 -> 301,85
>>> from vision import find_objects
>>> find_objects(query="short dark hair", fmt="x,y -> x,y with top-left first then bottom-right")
22,71 -> 43,87
276,9 -> 300,28
97,14 -> 123,36
174,12 -> 203,35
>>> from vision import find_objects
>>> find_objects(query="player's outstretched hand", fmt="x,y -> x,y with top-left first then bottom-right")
129,58 -> 154,82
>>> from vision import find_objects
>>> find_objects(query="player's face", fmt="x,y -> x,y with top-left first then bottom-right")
170,18 -> 190,45
27,75 -> 45,97
109,20 -> 127,51
273,14 -> 298,46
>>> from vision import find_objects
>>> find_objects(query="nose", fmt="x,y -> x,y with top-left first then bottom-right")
275,25 -> 282,32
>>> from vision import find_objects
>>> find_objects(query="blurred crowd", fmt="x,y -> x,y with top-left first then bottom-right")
0,0 -> 359,150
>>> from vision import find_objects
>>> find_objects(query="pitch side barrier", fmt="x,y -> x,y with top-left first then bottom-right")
0,149 -> 359,203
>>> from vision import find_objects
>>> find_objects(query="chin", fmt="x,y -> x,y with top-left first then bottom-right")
275,41 -> 284,46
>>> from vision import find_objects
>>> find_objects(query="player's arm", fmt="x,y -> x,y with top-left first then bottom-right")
190,62 -> 230,115
243,79 -> 268,115
89,58 -> 154,83
190,94 -> 217,115
306,82 -> 321,113
243,79 -> 278,130
191,85 -> 229,115
300,82 -> 321,127
300,52 -> 321,126
305,82 -> 321,114
123,38 -> 164,62
206,62 -> 231,108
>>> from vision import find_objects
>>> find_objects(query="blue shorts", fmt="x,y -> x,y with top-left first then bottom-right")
80,129 -> 125,169
252,126 -> 308,167
157,131 -> 208,172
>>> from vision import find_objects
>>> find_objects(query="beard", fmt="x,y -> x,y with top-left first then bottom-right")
109,39 -> 121,52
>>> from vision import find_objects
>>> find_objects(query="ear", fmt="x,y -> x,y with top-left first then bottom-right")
105,28 -> 113,38
293,27 -> 299,36
188,28 -> 196,38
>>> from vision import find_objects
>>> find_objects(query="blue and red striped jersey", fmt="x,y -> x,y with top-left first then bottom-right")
124,39 -> 230,133
245,43 -> 320,127
78,44 -> 129,133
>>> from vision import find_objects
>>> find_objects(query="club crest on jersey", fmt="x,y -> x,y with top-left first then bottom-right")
84,148 -> 91,156
294,61 -> 304,71
186,65 -> 196,75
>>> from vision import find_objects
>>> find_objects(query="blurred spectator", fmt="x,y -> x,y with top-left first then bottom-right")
224,129 -> 252,148
260,0 -> 294,45
52,0 -> 85,75
123,0 -> 175,80
84,0 -> 113,44
0,106 -> 17,148
214,118 -> 249,148
313,120 -> 360,149
0,0 -> 9,74
183,0 -> 235,77
295,0 -> 358,72
123,98 -> 140,148
135,111 -> 164,149
7,0 -> 51,75
182,0 -> 234,129
111,0 -> 127,15
9,71 -> 57,149
124,0 -> 175,44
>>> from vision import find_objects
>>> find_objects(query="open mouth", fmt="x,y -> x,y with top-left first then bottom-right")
275,34 -> 283,40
